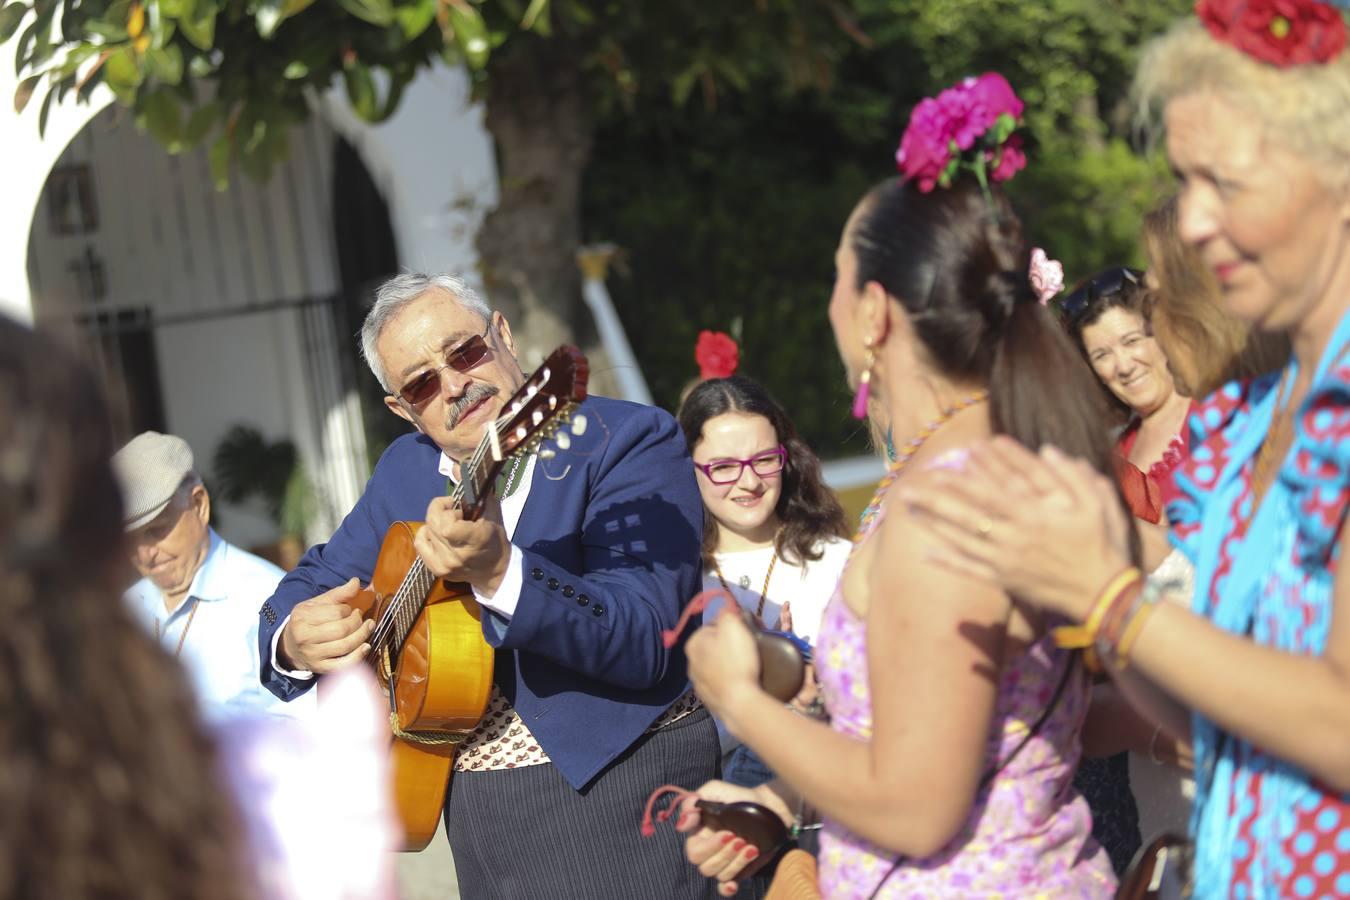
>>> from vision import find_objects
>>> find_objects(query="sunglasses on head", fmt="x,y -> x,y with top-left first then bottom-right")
1060,267 -> 1145,323
395,330 -> 492,407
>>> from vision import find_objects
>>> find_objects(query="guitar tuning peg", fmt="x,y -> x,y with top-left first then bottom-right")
572,414 -> 588,436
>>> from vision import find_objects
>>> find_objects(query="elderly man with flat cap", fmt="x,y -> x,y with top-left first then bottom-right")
115,431 -> 312,720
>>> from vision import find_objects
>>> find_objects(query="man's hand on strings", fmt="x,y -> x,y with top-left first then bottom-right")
278,578 -> 375,674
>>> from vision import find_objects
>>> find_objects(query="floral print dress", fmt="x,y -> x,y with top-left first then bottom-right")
813,507 -> 1115,898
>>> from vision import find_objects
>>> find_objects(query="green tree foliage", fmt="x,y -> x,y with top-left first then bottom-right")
586,0 -> 1190,457
3,0 -> 861,415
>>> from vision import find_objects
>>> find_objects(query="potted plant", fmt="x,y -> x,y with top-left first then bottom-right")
212,424 -> 317,570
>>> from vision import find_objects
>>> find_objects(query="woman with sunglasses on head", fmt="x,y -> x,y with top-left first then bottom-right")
1060,267 -> 1194,869
678,375 -> 851,791
1065,267 -> 1194,570
899,4 -> 1350,895
672,74 -> 1121,898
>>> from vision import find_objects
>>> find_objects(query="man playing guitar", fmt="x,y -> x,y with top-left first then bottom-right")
258,273 -> 718,899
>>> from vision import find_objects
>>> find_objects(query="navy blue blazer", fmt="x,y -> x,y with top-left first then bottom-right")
258,397 -> 705,789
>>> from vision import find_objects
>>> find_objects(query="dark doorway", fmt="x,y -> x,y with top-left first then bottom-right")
331,136 -> 406,460
77,307 -> 167,442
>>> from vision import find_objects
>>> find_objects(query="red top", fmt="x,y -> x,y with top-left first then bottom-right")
1114,408 -> 1193,524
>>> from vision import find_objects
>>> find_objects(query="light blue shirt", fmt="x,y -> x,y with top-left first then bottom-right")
128,529 -> 314,720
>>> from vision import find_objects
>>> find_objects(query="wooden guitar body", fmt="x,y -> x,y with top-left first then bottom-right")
352,522 -> 495,851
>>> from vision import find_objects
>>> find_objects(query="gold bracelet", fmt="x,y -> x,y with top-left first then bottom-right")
1111,591 -> 1159,670
1054,567 -> 1143,650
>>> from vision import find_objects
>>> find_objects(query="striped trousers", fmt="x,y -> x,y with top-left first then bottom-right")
445,706 -> 721,899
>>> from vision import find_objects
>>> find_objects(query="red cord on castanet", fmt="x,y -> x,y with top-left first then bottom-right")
641,784 -> 697,837
661,588 -> 733,648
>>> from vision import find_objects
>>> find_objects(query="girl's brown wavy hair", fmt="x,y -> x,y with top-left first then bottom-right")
0,315 -> 253,900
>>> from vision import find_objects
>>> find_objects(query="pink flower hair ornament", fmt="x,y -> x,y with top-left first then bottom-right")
1028,248 -> 1065,304
895,73 -> 1028,198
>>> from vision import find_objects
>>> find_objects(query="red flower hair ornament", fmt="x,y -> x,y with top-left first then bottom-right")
1197,0 -> 1347,67
695,330 -> 740,380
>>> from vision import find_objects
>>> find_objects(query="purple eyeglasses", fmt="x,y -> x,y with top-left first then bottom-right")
693,446 -> 787,485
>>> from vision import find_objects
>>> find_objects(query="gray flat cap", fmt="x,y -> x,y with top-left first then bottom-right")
112,431 -> 194,531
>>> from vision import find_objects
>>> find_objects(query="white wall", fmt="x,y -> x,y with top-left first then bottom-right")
153,309 -> 310,546
28,111 -> 343,321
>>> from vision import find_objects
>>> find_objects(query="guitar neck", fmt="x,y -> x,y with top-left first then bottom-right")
450,429 -> 511,522
380,430 -> 513,655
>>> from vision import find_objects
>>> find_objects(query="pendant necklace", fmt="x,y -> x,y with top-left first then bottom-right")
712,547 -> 779,622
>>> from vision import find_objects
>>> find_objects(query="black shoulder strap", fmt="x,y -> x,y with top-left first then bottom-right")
866,651 -> 1079,900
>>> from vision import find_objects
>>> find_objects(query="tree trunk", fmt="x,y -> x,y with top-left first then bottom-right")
477,38 -> 595,371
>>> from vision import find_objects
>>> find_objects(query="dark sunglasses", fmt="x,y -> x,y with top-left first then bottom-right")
1060,267 -> 1145,323
693,446 -> 787,485
395,331 -> 492,407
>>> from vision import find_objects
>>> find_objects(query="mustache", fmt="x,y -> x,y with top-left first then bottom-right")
446,383 -> 500,430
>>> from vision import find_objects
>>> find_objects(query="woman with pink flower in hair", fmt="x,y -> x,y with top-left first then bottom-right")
671,72 -> 1120,898
898,1 -> 1350,896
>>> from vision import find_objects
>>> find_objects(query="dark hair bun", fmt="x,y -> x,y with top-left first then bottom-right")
980,270 -> 1035,330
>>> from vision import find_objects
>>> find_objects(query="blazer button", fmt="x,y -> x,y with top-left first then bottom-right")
576,594 -> 589,607
547,577 -> 560,591
531,567 -> 545,581
592,605 -> 605,616
562,585 -> 576,598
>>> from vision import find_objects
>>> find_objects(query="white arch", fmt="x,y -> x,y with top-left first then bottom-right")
0,31 -> 115,323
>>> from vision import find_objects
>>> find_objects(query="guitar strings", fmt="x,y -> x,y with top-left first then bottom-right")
367,409 -> 512,654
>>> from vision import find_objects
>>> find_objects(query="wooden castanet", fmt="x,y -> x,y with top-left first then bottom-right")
352,522 -> 495,851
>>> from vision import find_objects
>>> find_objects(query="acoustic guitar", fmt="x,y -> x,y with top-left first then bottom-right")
350,345 -> 589,851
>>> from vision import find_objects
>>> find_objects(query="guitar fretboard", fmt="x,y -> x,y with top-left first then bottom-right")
374,441 -> 494,658
386,558 -> 439,654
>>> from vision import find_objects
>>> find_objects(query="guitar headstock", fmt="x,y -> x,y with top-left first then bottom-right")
458,345 -> 589,517
490,345 -> 589,461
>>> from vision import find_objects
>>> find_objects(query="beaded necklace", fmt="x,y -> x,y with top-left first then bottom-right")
855,391 -> 990,540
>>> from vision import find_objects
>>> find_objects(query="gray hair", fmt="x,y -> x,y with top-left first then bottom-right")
359,273 -> 493,391
167,472 -> 203,513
